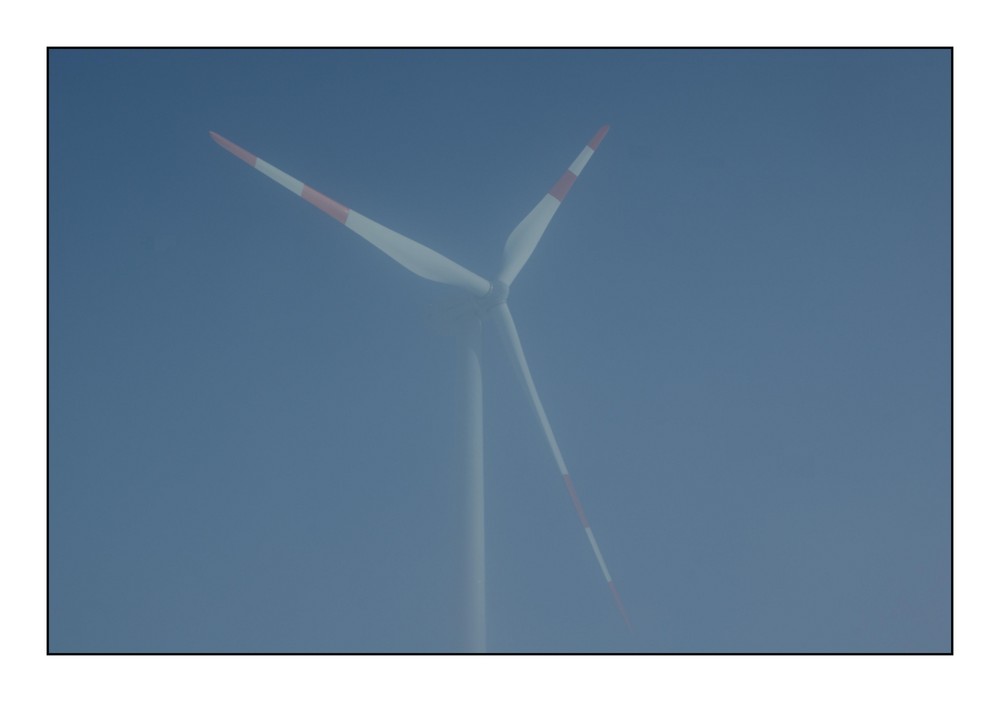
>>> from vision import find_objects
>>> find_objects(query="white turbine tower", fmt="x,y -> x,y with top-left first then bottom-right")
210,126 -> 629,651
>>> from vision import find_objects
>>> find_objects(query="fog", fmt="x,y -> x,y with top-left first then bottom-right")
49,48 -> 950,652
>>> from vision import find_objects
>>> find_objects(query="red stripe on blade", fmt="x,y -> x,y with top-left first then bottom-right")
302,186 -> 349,224
609,581 -> 632,630
562,475 -> 589,528
209,131 -> 257,167
588,125 -> 610,151
549,171 -> 577,202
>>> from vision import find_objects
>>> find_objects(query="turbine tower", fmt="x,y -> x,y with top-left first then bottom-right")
210,126 -> 629,651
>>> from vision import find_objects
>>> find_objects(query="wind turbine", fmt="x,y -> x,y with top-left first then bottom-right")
210,126 -> 629,651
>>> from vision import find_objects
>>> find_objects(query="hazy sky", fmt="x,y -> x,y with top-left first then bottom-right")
49,48 -> 950,653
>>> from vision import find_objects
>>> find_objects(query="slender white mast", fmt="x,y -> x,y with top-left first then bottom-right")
459,314 -> 486,652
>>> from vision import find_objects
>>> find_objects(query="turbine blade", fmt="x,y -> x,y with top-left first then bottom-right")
496,125 -> 609,287
490,302 -> 631,629
210,132 -> 491,297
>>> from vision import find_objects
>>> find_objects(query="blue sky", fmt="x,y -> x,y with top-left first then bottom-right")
49,48 -> 950,652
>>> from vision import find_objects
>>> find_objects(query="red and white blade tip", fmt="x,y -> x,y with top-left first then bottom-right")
209,131 -> 258,167
589,125 -> 610,150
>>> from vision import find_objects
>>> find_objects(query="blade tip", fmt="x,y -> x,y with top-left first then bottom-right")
208,131 -> 257,166
609,579 -> 632,630
589,125 -> 610,150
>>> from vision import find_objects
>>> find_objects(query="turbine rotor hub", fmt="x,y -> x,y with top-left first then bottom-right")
475,280 -> 509,314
